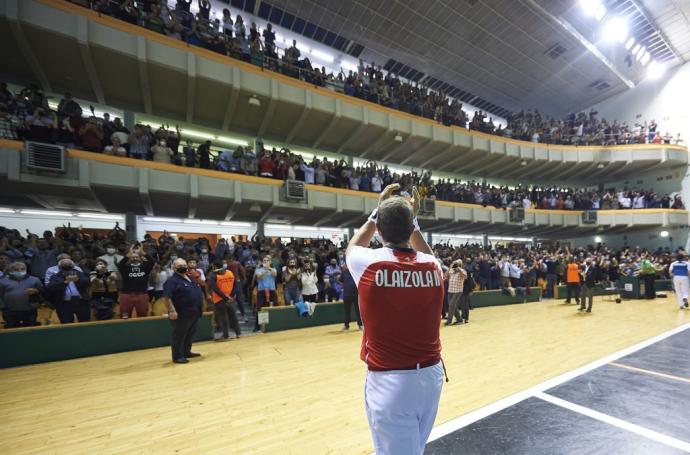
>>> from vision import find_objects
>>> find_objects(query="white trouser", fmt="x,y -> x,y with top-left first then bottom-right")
365,362 -> 444,455
673,276 -> 689,308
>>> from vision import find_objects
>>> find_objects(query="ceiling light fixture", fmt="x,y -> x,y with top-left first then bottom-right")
660,230 -> 669,238
248,95 -> 261,107
602,16 -> 628,43
580,0 -> 606,21
624,37 -> 635,50
647,61 -> 666,80
634,45 -> 646,60
640,52 -> 651,66
596,163 -> 605,169
394,134 -> 403,143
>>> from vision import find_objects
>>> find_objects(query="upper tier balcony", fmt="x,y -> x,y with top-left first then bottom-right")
0,0 -> 687,182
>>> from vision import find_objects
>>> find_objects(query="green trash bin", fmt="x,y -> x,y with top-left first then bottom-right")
619,275 -> 640,299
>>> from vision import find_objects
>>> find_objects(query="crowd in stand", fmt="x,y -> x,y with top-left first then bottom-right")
64,0 -> 685,147
1,81 -> 683,211
0,221 -> 684,330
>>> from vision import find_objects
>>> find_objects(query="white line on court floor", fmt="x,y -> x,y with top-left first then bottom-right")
535,392 -> 690,452
427,322 -> 690,445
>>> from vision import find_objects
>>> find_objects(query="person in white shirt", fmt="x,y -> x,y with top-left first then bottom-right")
300,261 -> 319,302
522,197 -> 532,209
633,194 -> 646,209
618,192 -> 632,209
300,162 -> 315,184
98,246 -> 123,273
371,174 -> 382,193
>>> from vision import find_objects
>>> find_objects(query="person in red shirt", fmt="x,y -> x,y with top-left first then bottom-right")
258,152 -> 275,177
346,184 -> 445,455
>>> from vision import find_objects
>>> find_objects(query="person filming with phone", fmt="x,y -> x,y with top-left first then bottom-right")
47,258 -> 91,324
117,242 -> 155,319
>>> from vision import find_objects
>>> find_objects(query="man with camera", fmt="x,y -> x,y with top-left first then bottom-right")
445,259 -> 467,326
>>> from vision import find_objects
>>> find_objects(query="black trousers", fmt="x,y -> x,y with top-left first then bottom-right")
642,274 -> 656,299
55,297 -> 91,323
565,284 -> 581,303
254,290 -> 277,330
460,294 -> 471,321
4,309 -> 38,328
214,300 -> 241,338
170,312 -> 200,361
343,295 -> 362,328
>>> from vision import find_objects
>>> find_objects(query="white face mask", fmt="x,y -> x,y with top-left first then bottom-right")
106,248 -> 116,255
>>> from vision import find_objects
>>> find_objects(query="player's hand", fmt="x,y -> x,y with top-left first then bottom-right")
378,183 -> 400,207
409,186 -> 421,216
168,309 -> 178,320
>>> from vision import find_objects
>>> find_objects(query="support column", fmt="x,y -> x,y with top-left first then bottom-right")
427,231 -> 433,245
256,221 -> 265,238
347,227 -> 354,243
125,212 -> 137,242
124,110 -> 135,132
345,154 -> 354,166
483,233 -> 489,249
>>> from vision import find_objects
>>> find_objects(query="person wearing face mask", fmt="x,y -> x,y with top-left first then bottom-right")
227,256 -> 248,322
162,258 -> 204,364
98,244 -> 123,273
580,259 -> 597,313
44,253 -> 84,286
26,234 -> 58,282
90,258 -> 119,320
47,258 -> 91,324
117,243 -> 155,319
300,261 -> 319,303
324,259 -> 342,302
197,245 -> 213,272
151,137 -> 173,163
208,259 -> 241,341
0,262 -> 44,328
253,255 -> 277,332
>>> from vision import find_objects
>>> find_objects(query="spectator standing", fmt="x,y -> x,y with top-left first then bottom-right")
580,258 -> 596,313
0,262 -> 44,328
89,258 -> 118,320
253,255 -> 277,331
47,258 -> 91,324
341,262 -> 362,330
163,258 -> 204,364
117,244 -> 154,318
638,253 -> 657,300
208,259 -> 241,341
300,261 -> 319,303
460,265 -> 474,324
227,256 -> 248,321
151,137 -> 173,163
197,140 -> 211,169
282,257 -> 302,306
444,259 -> 467,326
564,257 -> 581,306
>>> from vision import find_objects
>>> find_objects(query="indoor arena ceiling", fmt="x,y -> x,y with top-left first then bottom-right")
262,0 -> 688,116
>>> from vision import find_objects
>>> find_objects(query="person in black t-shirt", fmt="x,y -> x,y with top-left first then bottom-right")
341,262 -> 362,331
117,244 -> 155,318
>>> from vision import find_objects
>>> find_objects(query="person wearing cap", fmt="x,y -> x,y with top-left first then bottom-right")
162,258 -> 205,364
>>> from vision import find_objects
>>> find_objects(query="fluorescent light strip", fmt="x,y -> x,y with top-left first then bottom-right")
265,224 -> 291,230
76,213 -> 124,220
142,217 -> 182,223
20,210 -> 72,217
183,219 -> 219,225
0,208 -> 16,213
310,49 -> 334,63
220,222 -> 252,227
217,136 -> 249,147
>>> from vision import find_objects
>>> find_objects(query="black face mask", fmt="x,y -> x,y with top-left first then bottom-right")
60,266 -> 74,272
176,266 -> 188,274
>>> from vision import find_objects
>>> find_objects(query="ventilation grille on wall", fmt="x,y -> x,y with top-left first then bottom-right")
284,179 -> 306,202
588,79 -> 611,91
545,43 -> 568,59
582,211 -> 598,224
24,141 -> 66,172
509,208 -> 525,222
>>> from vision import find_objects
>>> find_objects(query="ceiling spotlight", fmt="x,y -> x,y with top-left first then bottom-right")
594,236 -> 602,243
248,95 -> 261,107
250,203 -> 262,213
602,16 -> 628,43
660,230 -> 669,238
394,134 -> 403,143
580,0 -> 606,21
596,163 -> 605,169
520,160 -> 527,166
647,61 -> 666,80
624,37 -> 635,50
640,52 -> 651,66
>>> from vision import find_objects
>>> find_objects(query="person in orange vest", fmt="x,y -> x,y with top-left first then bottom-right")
564,256 -> 582,306
208,258 -> 241,341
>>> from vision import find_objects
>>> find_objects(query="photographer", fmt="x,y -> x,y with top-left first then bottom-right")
117,243 -> 154,318
253,255 -> 277,332
89,258 -> 118,320
445,259 -> 467,326
47,258 -> 90,324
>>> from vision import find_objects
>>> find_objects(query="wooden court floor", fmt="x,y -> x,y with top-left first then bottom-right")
1,296 -> 689,454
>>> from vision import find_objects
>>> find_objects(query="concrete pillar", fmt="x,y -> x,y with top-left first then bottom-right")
482,233 -> 489,249
123,110 -> 135,132
345,154 -> 353,166
347,227 -> 354,243
256,221 -> 265,238
427,231 -> 433,245
125,212 -> 137,242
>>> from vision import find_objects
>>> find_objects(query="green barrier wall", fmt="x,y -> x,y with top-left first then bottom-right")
0,314 -> 213,368
262,288 -> 542,332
